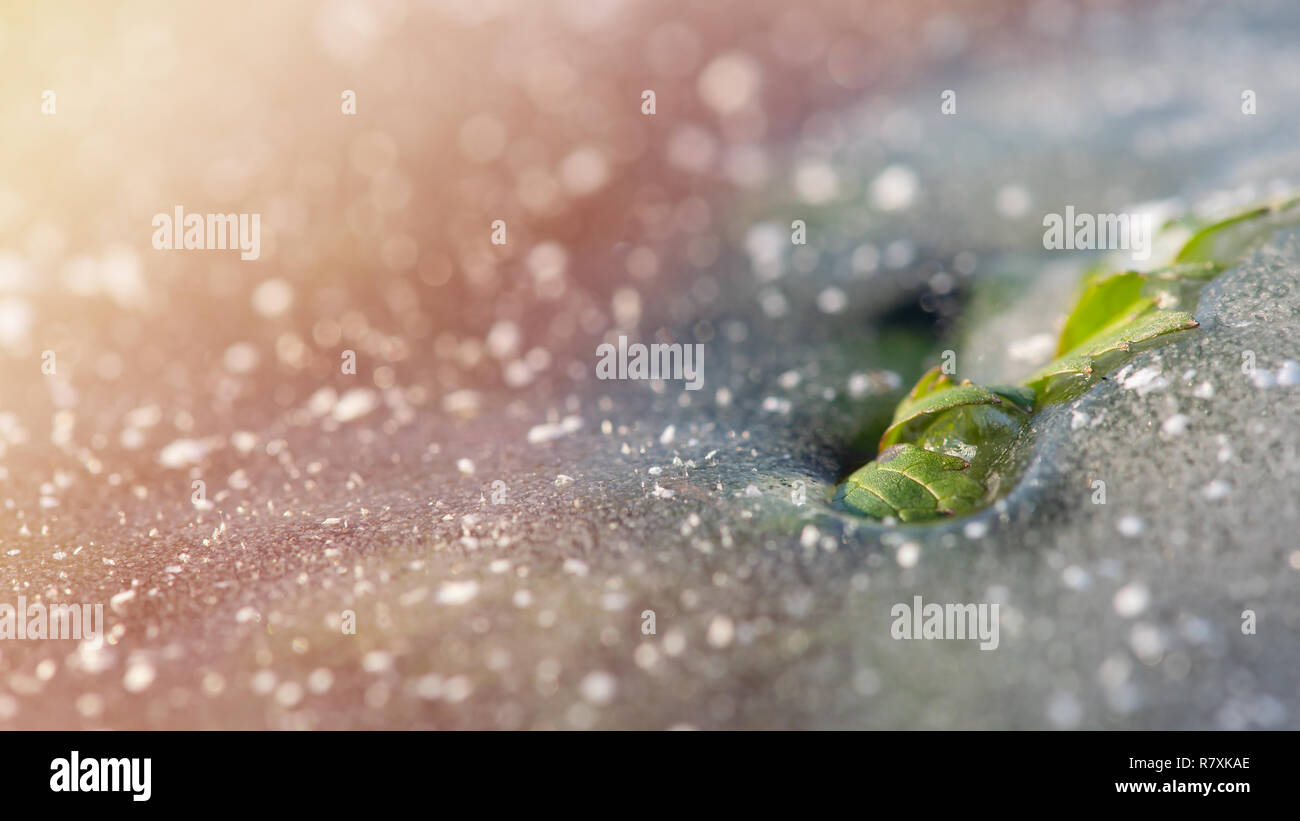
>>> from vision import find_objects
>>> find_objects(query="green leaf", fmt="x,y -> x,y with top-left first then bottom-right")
839,444 -> 985,522
1138,262 -> 1223,312
1054,271 -> 1153,356
1074,308 -> 1199,358
1023,354 -> 1093,387
1026,309 -> 1198,394
986,384 -> 1036,414
1174,197 -> 1300,266
1174,205 -> 1270,265
878,367 -> 1007,450
903,365 -> 954,402
1141,261 -> 1220,281
837,194 -> 1300,524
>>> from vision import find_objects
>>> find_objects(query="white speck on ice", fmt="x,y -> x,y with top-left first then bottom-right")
800,525 -> 819,549
250,669 -> 277,695
758,287 -> 789,318
0,296 -> 33,347
414,674 -> 443,700
1130,624 -> 1164,660
1202,479 -> 1231,501
707,616 -> 735,648
697,52 -> 761,116
1061,565 -> 1091,590
659,424 -> 676,445
847,373 -> 871,399
869,164 -> 919,211
231,430 -> 258,454
125,405 -> 162,428
794,161 -> 839,204
1278,360 -> 1300,386
816,287 -> 848,314
158,438 -> 211,469
1161,414 -> 1190,436
1121,367 -> 1170,395
110,589 -> 137,613
307,387 -> 337,417
1117,515 -> 1145,538
852,244 -> 880,275
123,660 -> 156,693
601,592 -> 628,611
307,669 -> 334,694
995,184 -> 1032,219
442,389 -> 482,418
1216,434 -> 1234,463
1047,691 -> 1083,729
486,320 -> 521,359
1113,582 -> 1150,617
579,671 -> 617,705
223,342 -> 260,374
251,278 -> 294,318
436,580 -> 480,605
527,415 -> 583,444
332,388 -> 378,422
761,396 -> 792,414
963,520 -> 989,539
275,682 -> 303,707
